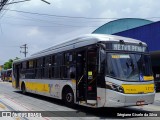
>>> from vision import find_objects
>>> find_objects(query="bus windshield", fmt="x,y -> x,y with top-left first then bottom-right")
106,53 -> 152,81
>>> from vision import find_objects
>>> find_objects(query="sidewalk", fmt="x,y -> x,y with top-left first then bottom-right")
0,95 -> 15,120
0,95 -> 49,120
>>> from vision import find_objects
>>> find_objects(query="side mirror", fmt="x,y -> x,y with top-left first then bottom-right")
97,43 -> 106,50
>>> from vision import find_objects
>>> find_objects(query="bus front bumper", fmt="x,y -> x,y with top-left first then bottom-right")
104,89 -> 155,107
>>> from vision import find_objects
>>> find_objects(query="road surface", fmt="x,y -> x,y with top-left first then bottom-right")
0,80 -> 160,120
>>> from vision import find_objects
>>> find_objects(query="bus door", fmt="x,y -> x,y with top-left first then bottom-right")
76,49 -> 97,105
86,49 -> 97,104
15,64 -> 20,88
76,50 -> 87,102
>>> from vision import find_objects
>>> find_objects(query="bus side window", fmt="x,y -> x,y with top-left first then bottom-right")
21,61 -> 27,79
34,59 -> 37,78
63,52 -> 69,78
70,66 -> 76,79
42,57 -> 45,78
44,56 -> 51,79
69,52 -> 76,79
54,54 -> 60,78
52,55 -> 55,78
59,53 -> 63,79
63,52 -> 76,79
36,58 -> 43,79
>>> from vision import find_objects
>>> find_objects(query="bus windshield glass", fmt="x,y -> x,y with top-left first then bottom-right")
106,53 -> 152,81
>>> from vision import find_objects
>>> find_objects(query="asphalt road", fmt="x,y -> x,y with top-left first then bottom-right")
0,80 -> 160,120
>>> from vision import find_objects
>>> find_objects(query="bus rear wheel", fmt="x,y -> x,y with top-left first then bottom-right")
63,88 -> 74,107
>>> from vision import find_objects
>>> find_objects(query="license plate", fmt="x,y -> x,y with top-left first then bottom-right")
136,101 -> 145,106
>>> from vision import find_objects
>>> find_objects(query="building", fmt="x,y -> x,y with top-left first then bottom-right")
92,18 -> 153,34
93,18 -> 160,88
112,21 -> 160,85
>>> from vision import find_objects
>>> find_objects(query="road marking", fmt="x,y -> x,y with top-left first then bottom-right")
0,103 -> 5,109
15,117 -> 21,120
0,94 -> 52,120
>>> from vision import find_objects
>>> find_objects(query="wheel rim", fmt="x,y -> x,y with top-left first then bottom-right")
66,93 -> 73,103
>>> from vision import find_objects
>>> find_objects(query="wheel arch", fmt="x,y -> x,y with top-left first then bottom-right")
61,85 -> 75,100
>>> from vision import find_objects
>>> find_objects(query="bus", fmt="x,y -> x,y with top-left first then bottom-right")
6,69 -> 12,82
1,70 -> 6,81
1,69 -> 12,82
150,51 -> 160,92
12,34 -> 155,107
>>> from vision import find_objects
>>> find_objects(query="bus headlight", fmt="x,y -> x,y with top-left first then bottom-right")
106,81 -> 124,93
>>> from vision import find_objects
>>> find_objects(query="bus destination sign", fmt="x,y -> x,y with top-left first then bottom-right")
112,44 -> 146,52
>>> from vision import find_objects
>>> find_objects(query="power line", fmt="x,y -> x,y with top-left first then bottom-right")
4,0 -> 31,5
0,0 -> 9,11
3,8 -> 160,21
3,8 -> 120,19
41,0 -> 50,4
0,0 -> 51,18
0,0 -> 14,19
3,14 -> 110,24
2,16 -> 95,25
3,0 -> 51,5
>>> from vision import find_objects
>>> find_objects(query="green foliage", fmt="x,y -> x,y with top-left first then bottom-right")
3,57 -> 20,70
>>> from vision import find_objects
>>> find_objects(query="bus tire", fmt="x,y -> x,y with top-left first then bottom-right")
21,83 -> 26,94
63,87 -> 74,107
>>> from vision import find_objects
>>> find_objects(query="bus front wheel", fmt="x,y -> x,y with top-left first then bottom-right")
63,87 -> 74,107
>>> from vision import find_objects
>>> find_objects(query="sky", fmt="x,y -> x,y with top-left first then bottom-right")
0,0 -> 160,64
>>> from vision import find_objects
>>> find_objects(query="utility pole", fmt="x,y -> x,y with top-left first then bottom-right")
20,44 -> 28,57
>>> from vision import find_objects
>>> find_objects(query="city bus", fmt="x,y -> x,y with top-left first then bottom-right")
12,34 -> 155,107
1,70 -> 6,81
6,69 -> 12,82
1,69 -> 12,82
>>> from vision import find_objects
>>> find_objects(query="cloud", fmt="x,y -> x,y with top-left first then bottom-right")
122,8 -> 131,14
27,27 -> 41,37
0,0 -> 160,64
100,9 -> 118,18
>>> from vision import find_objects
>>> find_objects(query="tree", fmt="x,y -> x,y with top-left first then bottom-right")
3,59 -> 13,70
3,57 -> 20,70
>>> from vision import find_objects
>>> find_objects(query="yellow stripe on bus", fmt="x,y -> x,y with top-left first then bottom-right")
122,84 -> 154,94
25,82 -> 50,93
143,76 -> 154,81
12,80 -> 16,87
